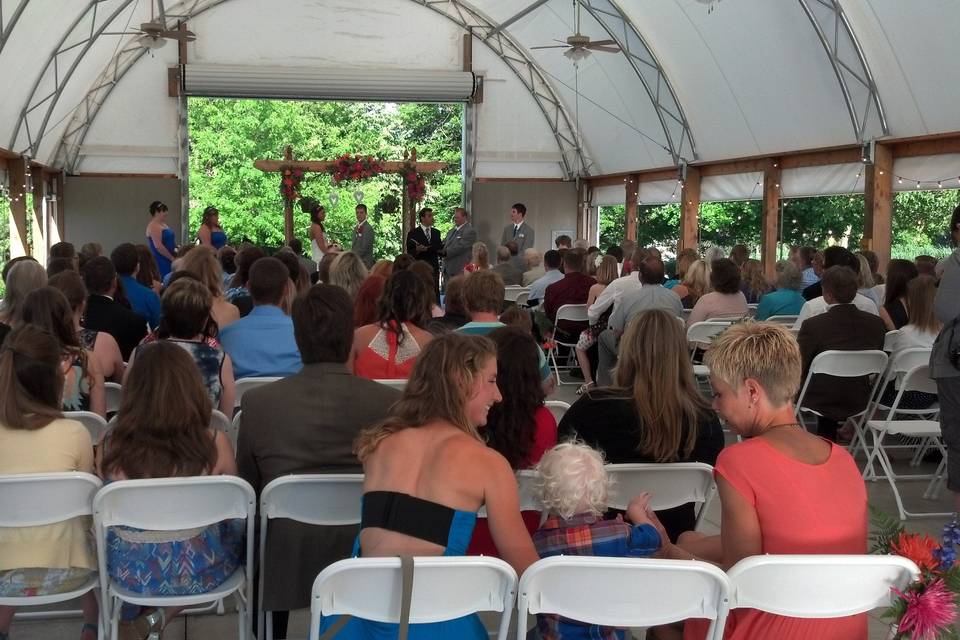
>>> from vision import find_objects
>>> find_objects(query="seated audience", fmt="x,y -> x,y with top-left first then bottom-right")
78,242 -> 102,272
739,258 -> 771,304
802,245 -> 848,301
855,253 -> 881,309
351,270 -> 434,379
555,234 -> 572,250
392,253 -> 414,272
407,260 -> 444,314
894,275 -> 941,352
318,333 -> 539,638
369,259 -> 393,280
620,239 -> 636,273
588,248 -> 649,325
48,241 -> 78,271
796,265 -> 887,440
329,251 -> 368,300
491,245 -> 523,286
316,251 -> 337,285
111,243 -> 160,329
353,274 -> 386,327
288,237 -> 318,275
237,285 -> 401,637
430,274 -> 469,332
463,241 -> 489,273
522,248 -> 545,286
46,256 -> 76,277
861,249 -> 884,284
563,309 -> 723,540
544,249 -> 595,339
225,245 -> 266,316
97,342 -> 241,639
533,442 -> 678,640
665,248 -> 697,289
134,244 -> 163,294
526,249 -> 564,306
0,258 -> 47,343
754,260 -> 805,320
687,258 -> 748,326
574,255 -> 620,394
275,248 -> 311,299
457,271 -> 506,336
49,270 -> 125,382
915,254 -> 938,278
797,245 -> 819,289
128,278 -> 235,418
180,245 -> 241,329
81,256 -> 148,361
679,322 -> 867,639
23,287 -> 106,417
672,258 -> 708,309
794,247 -> 880,327
220,257 -> 302,378
728,244 -> 749,267
0,326 -> 98,640
879,258 -> 918,331
218,245 -> 238,286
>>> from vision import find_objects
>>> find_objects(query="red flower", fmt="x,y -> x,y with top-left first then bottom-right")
892,533 -> 941,573
284,178 -> 294,186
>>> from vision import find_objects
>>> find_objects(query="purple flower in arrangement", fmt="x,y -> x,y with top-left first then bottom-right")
934,518 -> 960,571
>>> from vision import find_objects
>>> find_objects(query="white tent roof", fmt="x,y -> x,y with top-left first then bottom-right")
1,0 -> 958,183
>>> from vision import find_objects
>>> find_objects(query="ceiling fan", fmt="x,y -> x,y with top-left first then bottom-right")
531,0 -> 620,62
127,0 -> 197,50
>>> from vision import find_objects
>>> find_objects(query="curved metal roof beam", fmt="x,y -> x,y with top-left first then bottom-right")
54,0 -> 587,178
797,0 -> 888,142
579,0 -> 697,165
0,0 -> 30,55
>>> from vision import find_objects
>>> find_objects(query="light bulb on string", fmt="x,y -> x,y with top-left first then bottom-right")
898,177 -> 903,184
938,181 -> 943,189
917,181 -> 921,189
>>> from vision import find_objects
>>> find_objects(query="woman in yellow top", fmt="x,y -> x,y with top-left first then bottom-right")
0,325 -> 98,640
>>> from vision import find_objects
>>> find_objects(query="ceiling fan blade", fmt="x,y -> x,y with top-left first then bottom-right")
589,39 -> 617,47
587,44 -> 621,53
531,45 -> 570,49
160,29 -> 196,41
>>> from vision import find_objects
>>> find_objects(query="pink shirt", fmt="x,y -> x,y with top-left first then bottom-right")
686,291 -> 749,326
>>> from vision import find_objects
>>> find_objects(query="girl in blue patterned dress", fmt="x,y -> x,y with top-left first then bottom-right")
97,341 -> 242,638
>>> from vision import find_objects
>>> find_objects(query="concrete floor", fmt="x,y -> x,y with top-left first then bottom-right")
10,382 -> 956,639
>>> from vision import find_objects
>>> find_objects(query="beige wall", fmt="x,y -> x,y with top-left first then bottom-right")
470,180 -> 578,256
64,177 -> 183,254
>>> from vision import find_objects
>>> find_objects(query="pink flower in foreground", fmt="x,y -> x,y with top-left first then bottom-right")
895,579 -> 957,640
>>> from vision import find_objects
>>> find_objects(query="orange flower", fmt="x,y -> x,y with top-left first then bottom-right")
891,532 -> 941,573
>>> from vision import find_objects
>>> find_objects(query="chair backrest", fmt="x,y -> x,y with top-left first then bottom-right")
0,472 -> 101,527
544,400 -> 570,423
555,304 -> 588,323
727,554 -> 919,618
686,321 -> 731,351
878,365 -> 940,427
605,463 -> 716,527
796,350 -> 888,418
503,286 -> 529,302
887,347 -> 932,376
477,470 -> 540,517
260,474 -> 364,526
517,556 -> 730,640
374,378 -> 407,392
227,411 -> 241,450
765,315 -> 798,325
882,330 -> 901,352
233,376 -> 282,407
515,292 -> 530,307
211,409 -> 231,433
63,410 -> 110,443
309,557 -> 518,640
104,381 -> 123,414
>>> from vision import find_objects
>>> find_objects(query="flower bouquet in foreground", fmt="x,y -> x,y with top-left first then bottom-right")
871,508 -> 960,639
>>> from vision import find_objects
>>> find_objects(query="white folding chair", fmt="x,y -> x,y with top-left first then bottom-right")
517,556 -> 730,640
258,474 -> 364,640
746,303 -> 758,317
104,381 -> 123,414
478,469 -> 540,518
64,410 -> 110,444
209,408 -> 234,447
605,463 -> 716,529
374,378 -> 407,392
0,473 -> 102,627
863,365 -> 952,520
233,376 -> 282,408
794,350 -> 888,432
229,411 -> 242,451
544,400 -> 570,423
882,330 -> 901,352
515,292 -> 530,307
548,304 -> 589,385
308,556 -> 518,640
727,554 -> 919,621
93,476 -> 256,640
686,321 -> 732,378
765,315 -> 798,325
503,286 -> 530,303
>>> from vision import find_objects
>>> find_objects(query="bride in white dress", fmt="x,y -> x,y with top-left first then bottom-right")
309,203 -> 331,263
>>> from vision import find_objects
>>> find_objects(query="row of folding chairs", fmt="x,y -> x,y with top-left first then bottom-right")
308,553 -> 919,640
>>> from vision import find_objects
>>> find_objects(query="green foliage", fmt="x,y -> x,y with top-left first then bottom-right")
869,505 -> 906,555
188,98 -> 463,260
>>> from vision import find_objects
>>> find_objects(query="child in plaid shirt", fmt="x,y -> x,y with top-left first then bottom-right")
531,442 -> 673,640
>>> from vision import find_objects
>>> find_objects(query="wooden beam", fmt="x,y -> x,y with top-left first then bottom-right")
699,159 -> 767,177
625,174 -> 639,242
890,135 -> 960,159
254,159 -> 447,173
761,159 -> 781,280
31,170 -> 46,266
473,177 -> 563,183
576,181 -> 586,239
71,172 -> 179,179
282,146 -> 294,243
8,157 -> 29,258
679,167 -> 701,252
863,143 -> 894,272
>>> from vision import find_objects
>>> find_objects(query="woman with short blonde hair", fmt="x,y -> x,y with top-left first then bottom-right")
672,258 -> 708,308
464,242 -> 490,273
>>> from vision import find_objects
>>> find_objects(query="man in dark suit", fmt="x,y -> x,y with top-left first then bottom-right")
81,256 -> 147,360
406,207 -> 443,294
797,265 -> 887,441
237,284 -> 401,638
440,207 -> 477,285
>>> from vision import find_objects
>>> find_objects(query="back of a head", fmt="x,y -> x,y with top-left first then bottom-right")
407,260 -> 436,293
774,260 -> 802,291
854,253 -> 874,288
884,259 -> 918,304
710,258 -> 741,294
274,249 -> 304,290
799,246 -> 817,266
22,286 -> 78,351
248,257 -> 289,306
317,252 -> 337,284
393,253 -> 414,272
524,248 -> 542,268
631,247 -> 650,267
110,243 -> 139,277
4,259 -> 48,326
554,234 -> 572,249
80,243 -> 102,260
370,259 -> 394,279
535,442 -> 609,519
505,241 -> 519,257
82,256 -> 116,296
821,265 -> 858,304
179,245 -> 222,296
638,257 -> 665,285
543,249 -> 562,270
136,244 -> 161,283
233,245 -> 266,286
3,256 -> 37,283
496,245 -> 511,264
675,248 -> 698,277
377,269 -> 433,329
860,250 -> 880,275
443,275 -> 468,317
288,238 -> 304,255
563,248 -> 585,274
48,270 -> 87,313
915,255 -> 937,277
595,255 -> 619,285
160,278 -> 213,339
729,244 -> 749,266
706,322 -> 801,408
354,275 -> 386,327
293,284 -> 354,364
463,270 -> 504,315
704,246 -> 724,264
49,241 -> 76,261
103,341 -> 214,479
906,275 -> 940,333
605,246 -> 624,263
0,325 -> 64,430
822,245 -> 856,271
46,256 -> 76,278
471,242 -> 489,267
219,245 -> 238,275
329,252 -> 368,298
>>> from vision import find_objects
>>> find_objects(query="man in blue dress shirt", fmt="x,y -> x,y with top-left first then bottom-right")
220,257 -> 303,378
110,243 -> 160,330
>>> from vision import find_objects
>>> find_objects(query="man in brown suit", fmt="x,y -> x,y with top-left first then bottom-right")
797,265 -> 887,441
236,284 -> 401,637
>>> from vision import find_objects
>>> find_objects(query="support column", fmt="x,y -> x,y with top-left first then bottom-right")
625,174 -> 639,242
52,172 -> 65,242
863,143 -> 893,273
762,159 -> 781,280
679,167 -> 701,252
8,156 -> 29,258
282,146 -> 294,243
31,168 -> 47,266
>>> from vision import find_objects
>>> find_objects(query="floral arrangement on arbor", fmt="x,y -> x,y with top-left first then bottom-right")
330,153 -> 385,184
872,509 -> 960,639
280,167 -> 304,202
402,155 -> 427,204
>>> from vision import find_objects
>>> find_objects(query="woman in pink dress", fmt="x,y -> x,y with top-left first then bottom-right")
679,322 -> 867,640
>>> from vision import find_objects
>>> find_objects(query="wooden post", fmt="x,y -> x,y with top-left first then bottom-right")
54,172 -> 65,241
863,143 -> 893,273
283,146 -> 294,243
625,174 -> 639,241
761,159 -> 781,280
679,167 -> 701,252
8,156 -> 29,258
31,168 -> 47,266
576,180 -> 586,239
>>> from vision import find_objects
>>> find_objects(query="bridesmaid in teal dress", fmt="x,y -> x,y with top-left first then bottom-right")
146,201 -> 177,279
197,206 -> 228,250
318,333 -> 538,639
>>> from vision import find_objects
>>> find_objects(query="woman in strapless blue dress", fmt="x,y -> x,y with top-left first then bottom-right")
318,333 -> 539,639
146,201 -> 177,279
198,206 -> 228,250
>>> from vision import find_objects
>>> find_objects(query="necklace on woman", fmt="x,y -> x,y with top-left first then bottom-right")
761,422 -> 804,434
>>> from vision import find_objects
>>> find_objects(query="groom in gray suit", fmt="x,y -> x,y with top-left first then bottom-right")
500,202 -> 535,252
350,203 -> 375,268
440,207 -> 477,285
